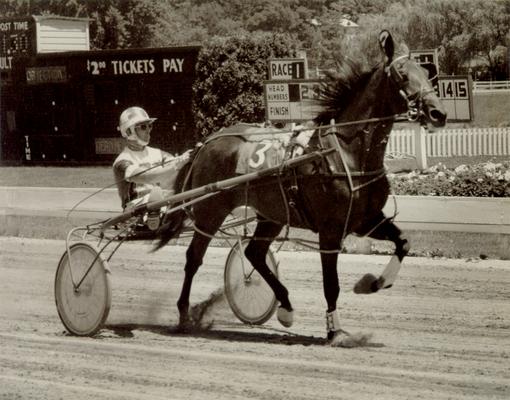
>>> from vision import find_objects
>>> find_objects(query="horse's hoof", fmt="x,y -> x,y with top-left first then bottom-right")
174,318 -> 192,333
353,273 -> 379,294
277,306 -> 294,328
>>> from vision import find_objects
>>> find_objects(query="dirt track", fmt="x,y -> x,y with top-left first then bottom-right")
1,237 -> 509,399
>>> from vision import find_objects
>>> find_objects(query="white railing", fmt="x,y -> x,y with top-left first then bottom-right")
473,80 -> 510,91
386,127 -> 510,159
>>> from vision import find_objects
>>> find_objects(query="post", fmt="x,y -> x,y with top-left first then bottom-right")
414,125 -> 427,170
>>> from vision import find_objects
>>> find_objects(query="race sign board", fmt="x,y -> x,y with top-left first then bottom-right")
435,75 -> 473,121
264,79 -> 323,122
410,49 -> 439,72
410,49 -> 440,88
268,58 -> 307,80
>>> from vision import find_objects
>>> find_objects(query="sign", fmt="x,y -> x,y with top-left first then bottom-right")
410,49 -> 439,72
0,17 -> 32,70
85,55 -> 190,77
26,66 -> 67,84
264,79 -> 323,122
435,75 -> 473,121
268,58 -> 307,80
95,138 -> 124,155
410,49 -> 440,87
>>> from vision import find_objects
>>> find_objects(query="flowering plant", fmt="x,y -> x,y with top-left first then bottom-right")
388,161 -> 510,197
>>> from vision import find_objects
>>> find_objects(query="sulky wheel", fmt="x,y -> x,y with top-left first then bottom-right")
224,239 -> 278,325
54,242 -> 111,336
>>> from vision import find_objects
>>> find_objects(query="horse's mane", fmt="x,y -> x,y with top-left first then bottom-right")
314,58 -> 375,126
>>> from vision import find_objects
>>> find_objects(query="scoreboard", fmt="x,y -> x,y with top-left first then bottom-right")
410,49 -> 473,121
435,75 -> 473,121
410,49 -> 439,72
264,79 -> 323,122
267,58 -> 307,81
0,17 -> 32,71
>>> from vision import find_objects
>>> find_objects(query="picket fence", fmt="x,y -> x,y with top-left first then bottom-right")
386,127 -> 510,158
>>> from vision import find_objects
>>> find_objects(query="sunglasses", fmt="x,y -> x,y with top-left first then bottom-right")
135,122 -> 153,131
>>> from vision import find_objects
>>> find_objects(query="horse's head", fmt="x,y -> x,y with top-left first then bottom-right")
379,30 -> 446,128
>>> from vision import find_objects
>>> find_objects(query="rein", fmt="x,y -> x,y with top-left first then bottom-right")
203,115 -> 403,145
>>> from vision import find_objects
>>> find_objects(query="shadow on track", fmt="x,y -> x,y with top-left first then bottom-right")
101,323 -> 385,348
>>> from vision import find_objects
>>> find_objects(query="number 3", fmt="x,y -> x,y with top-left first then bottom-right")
249,142 -> 272,169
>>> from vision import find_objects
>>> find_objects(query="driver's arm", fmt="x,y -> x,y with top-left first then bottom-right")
125,150 -> 192,184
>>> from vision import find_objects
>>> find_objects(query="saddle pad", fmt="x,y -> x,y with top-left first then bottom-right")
217,123 -> 292,142
207,123 -> 291,174
236,139 -> 288,174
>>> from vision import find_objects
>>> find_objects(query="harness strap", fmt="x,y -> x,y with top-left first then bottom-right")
285,171 -> 318,232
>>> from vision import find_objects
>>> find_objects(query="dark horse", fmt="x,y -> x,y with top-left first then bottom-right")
159,31 -> 447,342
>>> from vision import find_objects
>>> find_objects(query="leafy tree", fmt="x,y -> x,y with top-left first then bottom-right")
468,1 -> 510,79
2,0 -> 508,78
192,33 -> 298,136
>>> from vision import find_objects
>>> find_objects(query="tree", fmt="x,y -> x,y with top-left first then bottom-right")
192,33 -> 298,136
2,0 -> 508,78
468,1 -> 510,79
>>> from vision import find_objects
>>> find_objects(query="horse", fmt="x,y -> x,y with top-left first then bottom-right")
158,30 -> 447,342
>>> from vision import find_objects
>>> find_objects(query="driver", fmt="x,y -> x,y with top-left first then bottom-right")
113,106 -> 191,229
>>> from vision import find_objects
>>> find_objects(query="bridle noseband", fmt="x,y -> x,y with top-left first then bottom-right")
385,54 -> 435,122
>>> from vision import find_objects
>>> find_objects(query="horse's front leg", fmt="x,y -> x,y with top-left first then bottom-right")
354,214 -> 410,294
319,231 -> 343,341
244,220 -> 294,327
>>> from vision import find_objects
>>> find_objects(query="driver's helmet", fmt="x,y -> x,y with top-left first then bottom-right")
118,106 -> 157,146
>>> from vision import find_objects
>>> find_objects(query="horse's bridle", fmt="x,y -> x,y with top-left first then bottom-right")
385,54 -> 435,122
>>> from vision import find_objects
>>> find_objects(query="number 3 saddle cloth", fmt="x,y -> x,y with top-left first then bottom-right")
208,123 -> 293,174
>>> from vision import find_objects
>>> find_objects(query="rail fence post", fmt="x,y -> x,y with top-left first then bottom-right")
414,125 -> 427,170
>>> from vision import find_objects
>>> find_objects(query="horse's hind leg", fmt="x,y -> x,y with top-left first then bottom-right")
354,214 -> 410,294
177,211 -> 228,328
243,220 -> 294,327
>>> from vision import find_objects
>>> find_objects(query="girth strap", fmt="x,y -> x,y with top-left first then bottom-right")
284,170 -> 317,232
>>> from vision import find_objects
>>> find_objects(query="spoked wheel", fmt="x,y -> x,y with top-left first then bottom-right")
224,239 -> 278,325
54,242 -> 111,336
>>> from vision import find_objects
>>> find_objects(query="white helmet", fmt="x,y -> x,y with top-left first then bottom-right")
118,106 -> 157,146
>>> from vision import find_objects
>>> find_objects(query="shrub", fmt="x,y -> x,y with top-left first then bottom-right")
388,161 -> 510,197
192,33 -> 297,137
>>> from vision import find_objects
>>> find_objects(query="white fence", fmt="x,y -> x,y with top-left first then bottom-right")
387,127 -> 510,158
473,80 -> 510,91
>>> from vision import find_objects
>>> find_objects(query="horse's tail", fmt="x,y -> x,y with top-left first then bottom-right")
152,145 -> 200,251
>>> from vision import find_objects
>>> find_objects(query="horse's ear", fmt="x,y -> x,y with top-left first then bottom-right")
378,30 -> 394,63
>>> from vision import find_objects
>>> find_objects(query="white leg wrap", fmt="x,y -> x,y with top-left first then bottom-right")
380,255 -> 402,288
277,307 -> 294,328
326,310 -> 341,332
